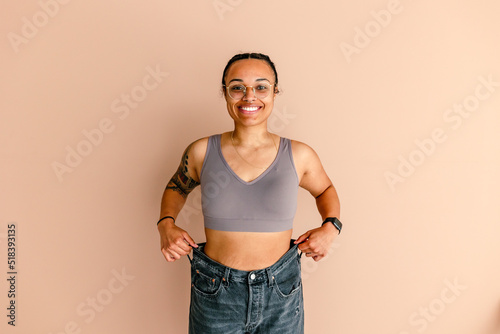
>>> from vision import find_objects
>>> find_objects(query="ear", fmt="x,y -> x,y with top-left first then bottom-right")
220,86 -> 227,99
274,85 -> 280,96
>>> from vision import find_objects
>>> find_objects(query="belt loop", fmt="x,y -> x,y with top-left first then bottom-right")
187,254 -> 193,265
266,268 -> 274,288
223,268 -> 230,287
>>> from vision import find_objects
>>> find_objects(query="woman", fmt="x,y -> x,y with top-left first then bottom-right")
157,53 -> 341,334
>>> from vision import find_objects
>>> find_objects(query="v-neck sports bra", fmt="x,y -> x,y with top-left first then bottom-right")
199,134 -> 299,232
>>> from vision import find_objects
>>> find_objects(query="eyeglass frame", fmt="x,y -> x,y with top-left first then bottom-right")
223,82 -> 276,100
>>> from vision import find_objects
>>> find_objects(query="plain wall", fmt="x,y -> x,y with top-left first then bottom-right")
1,0 -> 499,333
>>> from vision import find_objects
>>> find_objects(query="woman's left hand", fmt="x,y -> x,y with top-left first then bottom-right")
294,223 -> 339,261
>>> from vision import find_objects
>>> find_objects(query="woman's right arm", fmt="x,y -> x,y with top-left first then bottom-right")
158,139 -> 206,262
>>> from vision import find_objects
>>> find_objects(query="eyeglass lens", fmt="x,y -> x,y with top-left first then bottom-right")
227,83 -> 272,100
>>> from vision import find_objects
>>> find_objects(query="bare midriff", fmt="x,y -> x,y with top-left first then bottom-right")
203,228 -> 294,271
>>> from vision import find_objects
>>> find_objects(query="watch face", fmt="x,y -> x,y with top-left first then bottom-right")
333,220 -> 342,233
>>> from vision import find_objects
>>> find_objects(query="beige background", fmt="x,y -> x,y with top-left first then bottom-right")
1,0 -> 499,333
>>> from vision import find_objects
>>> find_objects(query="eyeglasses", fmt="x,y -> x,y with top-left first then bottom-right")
224,82 -> 275,100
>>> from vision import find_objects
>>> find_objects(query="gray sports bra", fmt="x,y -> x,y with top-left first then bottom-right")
200,134 -> 299,232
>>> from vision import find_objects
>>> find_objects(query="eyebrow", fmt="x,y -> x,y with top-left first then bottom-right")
228,78 -> 271,84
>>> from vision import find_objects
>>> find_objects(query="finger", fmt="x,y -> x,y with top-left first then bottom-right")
169,244 -> 190,257
298,242 -> 311,252
183,233 -> 198,248
174,239 -> 193,253
294,234 -> 308,245
313,255 -> 323,262
295,232 -> 311,244
168,249 -> 181,260
162,249 -> 177,262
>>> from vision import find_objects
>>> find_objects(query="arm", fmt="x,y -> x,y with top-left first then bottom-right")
315,184 -> 340,221
158,139 -> 206,262
292,141 -> 341,261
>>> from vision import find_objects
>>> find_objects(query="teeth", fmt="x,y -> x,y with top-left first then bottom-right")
240,106 -> 259,111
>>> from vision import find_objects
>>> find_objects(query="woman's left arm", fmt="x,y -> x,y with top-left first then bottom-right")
292,141 -> 341,261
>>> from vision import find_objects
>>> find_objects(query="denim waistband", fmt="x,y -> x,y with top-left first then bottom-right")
189,239 -> 301,284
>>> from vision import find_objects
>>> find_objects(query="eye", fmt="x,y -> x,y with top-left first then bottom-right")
256,85 -> 269,91
229,85 -> 245,91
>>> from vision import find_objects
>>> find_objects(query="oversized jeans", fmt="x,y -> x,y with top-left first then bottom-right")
188,240 -> 304,334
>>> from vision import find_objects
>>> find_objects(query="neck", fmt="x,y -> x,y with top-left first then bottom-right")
232,124 -> 272,148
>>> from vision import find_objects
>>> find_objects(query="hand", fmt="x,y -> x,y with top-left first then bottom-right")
158,220 -> 198,262
294,223 -> 339,261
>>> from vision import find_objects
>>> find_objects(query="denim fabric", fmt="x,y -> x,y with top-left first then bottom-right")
188,240 -> 304,334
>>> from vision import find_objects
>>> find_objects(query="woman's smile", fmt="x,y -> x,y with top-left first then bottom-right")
237,104 -> 262,114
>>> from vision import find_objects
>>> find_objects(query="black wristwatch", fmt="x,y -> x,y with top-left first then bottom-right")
322,217 -> 342,234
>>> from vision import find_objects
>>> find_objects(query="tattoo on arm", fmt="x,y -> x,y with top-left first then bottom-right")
165,144 -> 200,198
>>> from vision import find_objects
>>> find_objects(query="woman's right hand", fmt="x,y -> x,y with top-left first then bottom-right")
158,220 -> 198,262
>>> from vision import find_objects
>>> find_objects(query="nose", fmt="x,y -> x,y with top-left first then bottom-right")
242,86 -> 256,101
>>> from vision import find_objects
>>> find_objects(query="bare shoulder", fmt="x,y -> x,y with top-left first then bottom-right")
183,136 -> 210,177
291,139 -> 315,152
290,139 -> 321,179
290,139 -> 331,194
188,136 -> 209,162
290,139 -> 320,166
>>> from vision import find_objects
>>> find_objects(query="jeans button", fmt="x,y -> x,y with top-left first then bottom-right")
250,273 -> 256,280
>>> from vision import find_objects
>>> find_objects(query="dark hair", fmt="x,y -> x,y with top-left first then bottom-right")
221,53 -> 279,93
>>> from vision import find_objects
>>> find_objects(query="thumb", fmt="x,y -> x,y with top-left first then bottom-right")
294,231 -> 311,244
183,232 -> 198,248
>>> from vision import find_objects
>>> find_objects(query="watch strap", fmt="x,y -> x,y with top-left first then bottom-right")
322,217 -> 342,234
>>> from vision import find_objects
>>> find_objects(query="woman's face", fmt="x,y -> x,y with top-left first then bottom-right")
223,59 -> 277,128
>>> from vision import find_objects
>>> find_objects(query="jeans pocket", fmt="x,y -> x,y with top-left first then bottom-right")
191,262 -> 224,298
273,259 -> 302,298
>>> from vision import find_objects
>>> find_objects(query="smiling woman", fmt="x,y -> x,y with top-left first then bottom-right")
157,52 -> 342,334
